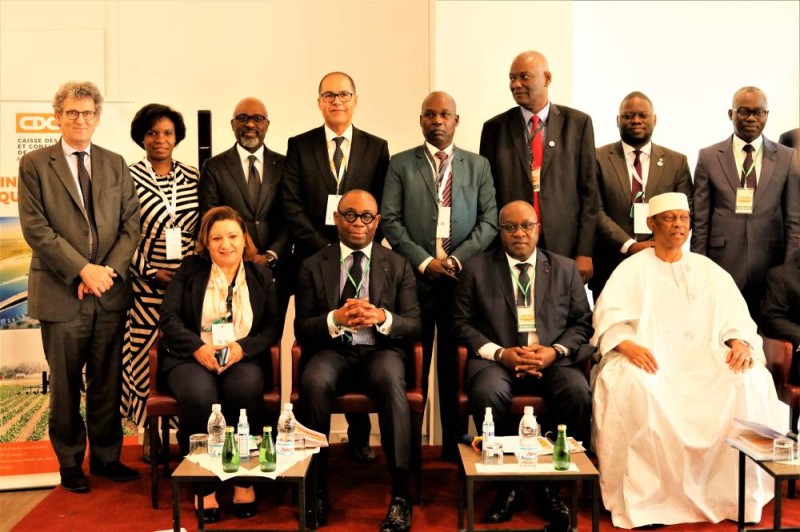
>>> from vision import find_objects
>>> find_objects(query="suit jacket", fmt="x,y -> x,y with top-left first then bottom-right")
761,250 -> 800,350
282,125 -> 390,261
453,248 -> 594,367
158,255 -> 281,374
479,105 -> 598,258
18,141 -> 140,321
778,128 -> 800,167
198,144 -> 289,258
294,244 -> 421,358
591,141 -> 693,295
690,135 -> 800,290
380,144 -> 498,291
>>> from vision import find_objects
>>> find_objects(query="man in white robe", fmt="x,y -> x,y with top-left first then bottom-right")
592,192 -> 788,529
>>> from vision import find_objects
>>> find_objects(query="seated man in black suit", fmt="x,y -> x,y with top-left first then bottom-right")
453,200 -> 593,530
295,190 -> 421,532
762,234 -> 800,381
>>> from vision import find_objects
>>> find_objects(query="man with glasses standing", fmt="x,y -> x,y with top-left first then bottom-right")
452,200 -> 592,529
199,97 -> 292,318
18,81 -> 141,492
691,86 -> 800,323
381,91 -> 497,462
283,72 -> 390,464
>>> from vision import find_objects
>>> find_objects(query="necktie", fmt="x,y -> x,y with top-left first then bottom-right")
530,115 -> 543,227
631,149 -> 643,201
247,155 -> 261,204
340,250 -> 364,305
74,151 -> 98,262
333,136 -> 345,179
742,144 -> 756,189
515,263 -> 531,306
436,151 -> 454,254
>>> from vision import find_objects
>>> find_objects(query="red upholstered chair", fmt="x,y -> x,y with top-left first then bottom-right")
761,336 -> 796,497
290,342 -> 425,502
145,339 -> 282,508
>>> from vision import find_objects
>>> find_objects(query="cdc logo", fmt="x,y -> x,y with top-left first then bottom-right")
16,113 -> 60,134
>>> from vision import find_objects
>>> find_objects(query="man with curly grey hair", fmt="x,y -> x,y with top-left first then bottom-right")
18,81 -> 141,493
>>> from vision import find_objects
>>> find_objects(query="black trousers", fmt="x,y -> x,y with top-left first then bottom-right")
468,358 -> 592,444
297,344 -> 410,487
40,297 -> 126,469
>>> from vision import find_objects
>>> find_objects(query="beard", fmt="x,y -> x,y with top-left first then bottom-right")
237,133 -> 262,150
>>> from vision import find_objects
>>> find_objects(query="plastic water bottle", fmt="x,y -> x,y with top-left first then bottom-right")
276,403 -> 296,456
553,424 -> 571,470
221,426 -> 239,472
237,408 -> 250,462
518,405 -> 540,467
259,426 -> 277,472
481,407 -> 496,464
206,403 -> 226,459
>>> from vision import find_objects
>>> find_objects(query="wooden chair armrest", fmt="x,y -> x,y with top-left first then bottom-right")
409,341 -> 423,392
291,342 -> 302,399
457,346 -> 468,396
270,344 -> 280,392
148,339 -> 160,394
763,336 -> 793,391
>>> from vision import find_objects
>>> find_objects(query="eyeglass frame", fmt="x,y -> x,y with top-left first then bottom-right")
62,110 -> 97,121
233,114 -> 269,125
337,209 -> 376,224
319,91 -> 354,103
732,108 -> 769,118
499,221 -> 540,234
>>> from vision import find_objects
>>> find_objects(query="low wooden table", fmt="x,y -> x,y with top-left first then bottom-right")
170,454 -> 315,532
734,449 -> 800,532
457,444 -> 599,532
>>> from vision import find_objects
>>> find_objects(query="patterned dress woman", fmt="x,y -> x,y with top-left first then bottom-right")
121,104 -> 199,425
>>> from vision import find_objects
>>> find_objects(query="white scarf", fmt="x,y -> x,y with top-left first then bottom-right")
200,260 -> 253,345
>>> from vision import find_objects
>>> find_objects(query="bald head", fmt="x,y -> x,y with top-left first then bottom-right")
421,91 -> 456,114
729,86 -> 769,143
231,97 -> 269,151
499,201 -> 539,260
335,189 -> 380,249
509,51 -> 551,112
420,91 -> 460,149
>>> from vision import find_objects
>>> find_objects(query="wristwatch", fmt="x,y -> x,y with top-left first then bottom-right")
446,256 -> 460,274
494,348 -> 504,363
552,344 -> 569,360
265,251 -> 278,268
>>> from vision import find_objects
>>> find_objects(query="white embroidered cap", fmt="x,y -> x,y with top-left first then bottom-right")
648,192 -> 690,217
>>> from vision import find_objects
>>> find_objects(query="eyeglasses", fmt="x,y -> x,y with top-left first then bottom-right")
499,221 -> 539,234
620,112 -> 652,121
63,110 -> 97,121
733,108 -> 769,118
233,114 -> 268,125
338,210 -> 376,224
319,91 -> 354,103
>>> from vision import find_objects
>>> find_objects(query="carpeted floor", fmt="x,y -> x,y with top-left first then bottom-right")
10,444 -> 800,531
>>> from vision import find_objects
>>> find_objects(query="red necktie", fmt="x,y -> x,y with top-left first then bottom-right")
436,151 -> 453,253
530,115 -> 543,226
631,149 -> 643,201
742,144 -> 756,190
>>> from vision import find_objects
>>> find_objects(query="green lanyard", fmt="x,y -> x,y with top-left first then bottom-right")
342,254 -> 371,298
733,140 -> 762,187
510,263 -> 534,306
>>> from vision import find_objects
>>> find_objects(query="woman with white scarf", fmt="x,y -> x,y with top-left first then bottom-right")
159,206 -> 282,523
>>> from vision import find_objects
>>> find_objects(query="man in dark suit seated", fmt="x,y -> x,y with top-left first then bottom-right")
453,200 -> 593,530
295,190 -> 421,532
762,234 -> 800,382
284,72 -> 390,462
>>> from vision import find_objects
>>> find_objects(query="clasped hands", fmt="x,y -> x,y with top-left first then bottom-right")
333,298 -> 386,331
616,338 -> 754,374
424,258 -> 458,281
193,341 -> 245,374
77,263 -> 117,299
498,344 -> 557,379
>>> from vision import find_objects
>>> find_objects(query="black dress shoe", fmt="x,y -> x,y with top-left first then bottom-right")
348,442 -> 376,463
535,485 -> 570,532
89,460 -> 141,482
232,501 -> 257,518
60,466 -> 89,493
485,487 -> 523,523
306,492 -> 329,528
380,496 -> 412,532
200,507 -> 220,524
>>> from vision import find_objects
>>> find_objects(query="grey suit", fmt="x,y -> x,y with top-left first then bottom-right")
591,141 -> 693,299
18,140 -> 139,468
691,135 -> 800,321
381,144 -> 497,455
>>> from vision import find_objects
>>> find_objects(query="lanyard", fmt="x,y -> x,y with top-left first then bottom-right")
733,141 -> 762,187
424,148 -> 452,205
510,263 -> 534,305
143,158 -> 178,226
342,254 -> 371,298
629,191 -> 645,218
526,118 -> 546,167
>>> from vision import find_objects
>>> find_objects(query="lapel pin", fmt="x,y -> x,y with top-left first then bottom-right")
548,140 -> 555,147
657,158 -> 664,167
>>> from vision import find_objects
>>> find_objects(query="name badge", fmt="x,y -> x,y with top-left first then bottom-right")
633,203 -> 651,235
437,206 -> 451,238
325,194 -> 342,225
517,306 -> 537,333
735,188 -> 754,214
531,167 -> 541,192
211,322 -> 235,346
165,226 -> 182,260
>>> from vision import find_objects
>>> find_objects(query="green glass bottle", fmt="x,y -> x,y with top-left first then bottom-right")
259,426 -> 277,472
222,426 -> 239,472
553,424 -> 571,471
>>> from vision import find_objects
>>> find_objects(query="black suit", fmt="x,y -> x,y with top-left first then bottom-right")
198,144 -> 293,309
479,105 -> 598,259
762,250 -> 800,382
295,244 -> 420,488
453,248 -> 593,443
158,255 -> 282,452
283,126 -> 390,261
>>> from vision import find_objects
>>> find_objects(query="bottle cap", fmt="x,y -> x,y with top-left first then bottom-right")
225,426 -> 234,433
484,407 -> 492,416
240,408 -> 247,419
264,426 -> 272,432
212,403 -> 222,412
524,406 -> 534,415
558,424 -> 567,431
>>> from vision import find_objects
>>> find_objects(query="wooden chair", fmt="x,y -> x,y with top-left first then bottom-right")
289,342 -> 425,503
145,340 -> 282,508
763,336 -> 798,498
